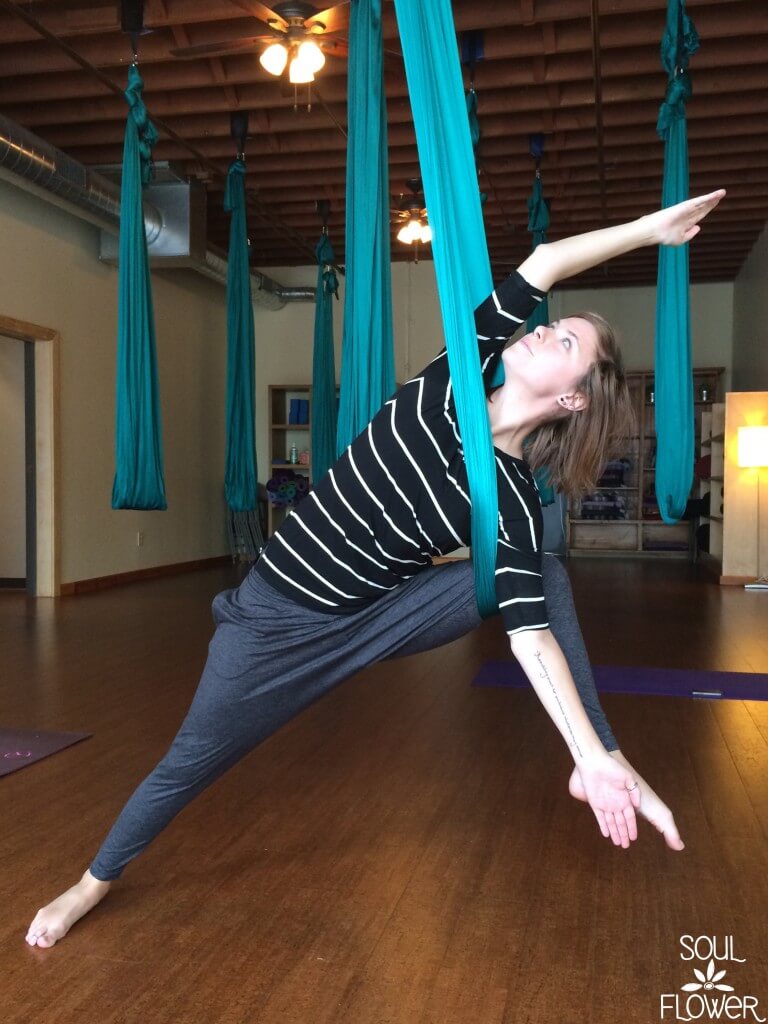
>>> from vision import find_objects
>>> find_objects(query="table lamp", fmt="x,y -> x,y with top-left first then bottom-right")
737,425 -> 768,588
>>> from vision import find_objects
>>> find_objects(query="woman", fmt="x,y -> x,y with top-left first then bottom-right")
25,188 -> 725,948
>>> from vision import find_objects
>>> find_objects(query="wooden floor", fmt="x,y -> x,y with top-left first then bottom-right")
3,559 -> 768,1024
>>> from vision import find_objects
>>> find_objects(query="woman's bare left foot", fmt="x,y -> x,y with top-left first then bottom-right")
25,870 -> 112,948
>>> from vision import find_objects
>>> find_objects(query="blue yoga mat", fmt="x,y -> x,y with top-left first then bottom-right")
472,663 -> 768,701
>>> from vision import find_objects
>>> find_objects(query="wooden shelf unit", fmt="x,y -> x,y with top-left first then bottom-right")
267,384 -> 339,539
697,401 -> 725,574
567,367 -> 725,559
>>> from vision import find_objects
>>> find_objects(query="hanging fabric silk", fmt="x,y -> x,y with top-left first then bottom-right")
525,174 -> 550,332
654,0 -> 699,523
111,64 -> 167,510
336,0 -> 395,457
393,0 -> 500,617
312,233 -> 339,483
223,158 -> 265,558
525,172 -> 556,507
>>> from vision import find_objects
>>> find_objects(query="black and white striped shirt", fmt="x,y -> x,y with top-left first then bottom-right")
254,270 -> 550,637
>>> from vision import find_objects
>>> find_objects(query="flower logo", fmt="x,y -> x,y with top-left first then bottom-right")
681,959 -> 735,993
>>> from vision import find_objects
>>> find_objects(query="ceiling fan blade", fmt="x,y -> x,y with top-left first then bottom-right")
229,0 -> 289,33
320,39 -> 348,58
305,1 -> 350,35
169,36 -> 269,59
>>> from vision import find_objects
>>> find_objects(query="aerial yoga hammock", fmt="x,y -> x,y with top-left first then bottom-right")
222,129 -> 266,560
335,0 -> 395,457
111,63 -> 167,511
311,225 -> 340,486
393,0 -> 518,617
654,0 -> 699,523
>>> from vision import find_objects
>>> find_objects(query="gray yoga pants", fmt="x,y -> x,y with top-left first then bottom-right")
89,555 -> 618,881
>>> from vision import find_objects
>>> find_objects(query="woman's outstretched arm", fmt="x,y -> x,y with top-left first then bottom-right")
516,189 -> 726,293
509,625 -> 641,848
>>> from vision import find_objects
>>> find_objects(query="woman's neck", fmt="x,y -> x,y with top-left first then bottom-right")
486,385 -> 555,459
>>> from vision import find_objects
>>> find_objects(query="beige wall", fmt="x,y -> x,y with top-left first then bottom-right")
548,280 -> 734,386
0,335 -> 26,578
0,178 -> 738,583
0,179 -> 230,585
733,221 -> 768,392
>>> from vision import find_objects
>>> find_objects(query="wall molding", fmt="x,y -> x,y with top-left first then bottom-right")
60,555 -> 236,596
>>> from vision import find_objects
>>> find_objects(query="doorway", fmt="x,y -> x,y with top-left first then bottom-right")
0,316 -> 60,597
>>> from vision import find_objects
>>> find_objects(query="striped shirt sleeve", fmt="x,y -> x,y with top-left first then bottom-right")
495,529 -> 549,637
473,269 -> 546,350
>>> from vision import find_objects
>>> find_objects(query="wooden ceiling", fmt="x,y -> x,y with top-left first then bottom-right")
1,0 -> 767,287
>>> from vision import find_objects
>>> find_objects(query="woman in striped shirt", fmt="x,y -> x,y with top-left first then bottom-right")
25,189 -> 724,948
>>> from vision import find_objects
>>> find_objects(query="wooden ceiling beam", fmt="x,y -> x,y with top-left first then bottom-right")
1,3 -> 763,79
6,29 -> 767,108
35,80 -> 768,151
196,156 -> 768,195
1,0 -> 754,48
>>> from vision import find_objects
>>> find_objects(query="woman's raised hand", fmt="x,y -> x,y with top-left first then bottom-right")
571,751 -> 642,849
646,188 -> 726,247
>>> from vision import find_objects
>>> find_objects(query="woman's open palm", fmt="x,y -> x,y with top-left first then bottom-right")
576,755 -> 642,849
569,762 -> 686,852
649,189 -> 726,246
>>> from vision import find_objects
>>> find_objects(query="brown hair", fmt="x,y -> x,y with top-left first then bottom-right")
518,311 -> 636,499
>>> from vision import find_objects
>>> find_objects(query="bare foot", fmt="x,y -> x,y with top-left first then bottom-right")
25,869 -> 112,948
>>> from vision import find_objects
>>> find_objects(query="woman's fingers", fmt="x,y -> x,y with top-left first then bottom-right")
592,799 -> 639,848
689,189 -> 726,221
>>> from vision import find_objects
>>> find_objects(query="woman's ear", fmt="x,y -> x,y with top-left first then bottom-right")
557,391 -> 588,413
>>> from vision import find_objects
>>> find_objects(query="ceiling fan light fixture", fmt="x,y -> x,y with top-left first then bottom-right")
259,42 -> 288,76
289,54 -> 315,84
396,223 -> 412,244
298,40 -> 325,74
419,222 -> 432,244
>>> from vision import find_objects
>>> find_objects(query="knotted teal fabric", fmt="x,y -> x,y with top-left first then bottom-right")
526,173 -> 555,507
111,64 -> 167,510
654,0 -> 699,523
525,174 -> 550,333
312,233 -> 339,484
465,89 -> 487,207
337,0 -> 395,456
394,0 -> 500,617
222,159 -> 264,557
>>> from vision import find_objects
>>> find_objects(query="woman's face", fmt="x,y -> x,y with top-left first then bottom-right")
499,316 -> 601,406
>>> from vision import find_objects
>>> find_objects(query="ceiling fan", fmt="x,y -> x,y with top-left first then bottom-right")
168,1 -> 350,84
393,178 -> 432,255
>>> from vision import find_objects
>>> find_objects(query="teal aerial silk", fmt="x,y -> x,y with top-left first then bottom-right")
337,0 -> 396,456
465,88 -> 487,207
467,83 -> 547,524
526,172 -> 555,507
393,0 -> 500,617
223,158 -> 264,557
312,233 -> 339,484
525,174 -> 550,333
111,64 -> 167,510
654,0 -> 699,523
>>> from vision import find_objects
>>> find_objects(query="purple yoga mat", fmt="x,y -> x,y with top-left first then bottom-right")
0,728 -> 92,778
472,662 -> 768,701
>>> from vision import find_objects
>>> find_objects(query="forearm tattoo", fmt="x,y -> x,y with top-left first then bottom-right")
533,648 -> 584,759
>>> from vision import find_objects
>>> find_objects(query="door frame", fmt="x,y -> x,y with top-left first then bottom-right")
0,315 -> 61,597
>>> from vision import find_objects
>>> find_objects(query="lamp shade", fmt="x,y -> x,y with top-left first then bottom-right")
289,55 -> 315,83
259,42 -> 288,76
298,40 -> 325,73
737,425 -> 768,468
